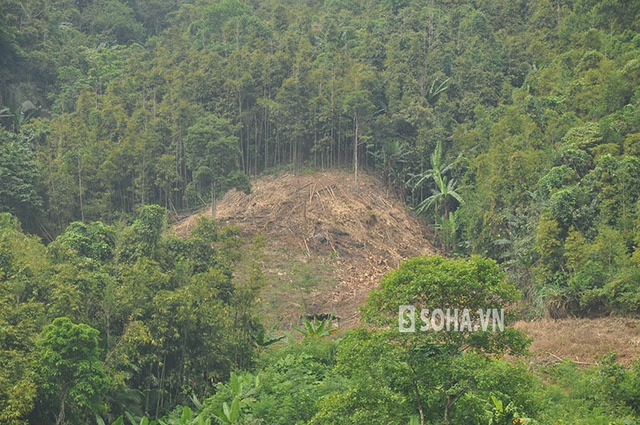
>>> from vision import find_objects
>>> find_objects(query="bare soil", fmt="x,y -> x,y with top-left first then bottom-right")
174,170 -> 433,328
514,317 -> 640,366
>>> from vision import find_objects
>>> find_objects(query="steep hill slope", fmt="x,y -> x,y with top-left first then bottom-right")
174,170 -> 640,365
175,170 -> 433,327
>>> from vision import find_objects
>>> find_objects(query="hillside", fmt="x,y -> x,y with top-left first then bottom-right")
4,0 -> 640,422
175,170 -> 640,365
176,169 -> 640,367
4,0 -> 640,322
175,170 -> 433,327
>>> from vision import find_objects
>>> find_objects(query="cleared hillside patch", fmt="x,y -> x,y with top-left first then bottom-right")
174,170 -> 433,327
514,317 -> 640,366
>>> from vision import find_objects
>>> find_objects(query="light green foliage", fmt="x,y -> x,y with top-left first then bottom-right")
0,217 -> 47,424
195,323 -> 539,424
210,372 -> 259,424
308,331 -> 411,425
488,395 -> 534,425
535,355 -> 640,423
0,207 -> 259,422
195,339 -> 337,424
563,122 -> 603,151
356,256 -> 531,424
413,141 -> 464,253
294,317 -> 338,339
0,214 -> 49,423
35,317 -> 109,425
192,320 -> 640,425
363,255 -> 526,355
364,255 -> 518,315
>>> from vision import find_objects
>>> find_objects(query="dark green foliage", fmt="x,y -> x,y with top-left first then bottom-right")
49,221 -> 116,263
81,0 -> 145,44
184,115 -> 248,212
0,207 -> 259,423
0,130 -> 41,229
116,205 -> 167,262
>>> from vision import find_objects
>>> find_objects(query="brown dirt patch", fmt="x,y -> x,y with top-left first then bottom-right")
514,317 -> 640,366
174,170 -> 433,328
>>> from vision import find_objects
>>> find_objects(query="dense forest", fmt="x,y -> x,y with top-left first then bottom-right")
2,0 -> 640,423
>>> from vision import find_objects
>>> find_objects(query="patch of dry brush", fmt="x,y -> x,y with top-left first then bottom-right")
174,170 -> 433,327
514,317 -> 640,366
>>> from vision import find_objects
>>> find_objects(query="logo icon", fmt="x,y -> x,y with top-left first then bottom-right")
398,305 -> 415,333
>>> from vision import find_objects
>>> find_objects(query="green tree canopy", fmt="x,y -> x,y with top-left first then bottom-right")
0,130 -> 41,230
184,115 -> 249,217
363,255 -> 528,356
35,317 -> 108,425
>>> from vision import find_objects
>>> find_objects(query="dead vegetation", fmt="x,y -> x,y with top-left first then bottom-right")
514,317 -> 640,366
174,170 -> 433,327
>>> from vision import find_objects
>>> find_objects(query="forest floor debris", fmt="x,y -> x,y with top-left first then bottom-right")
174,169 -> 433,328
514,317 -> 640,366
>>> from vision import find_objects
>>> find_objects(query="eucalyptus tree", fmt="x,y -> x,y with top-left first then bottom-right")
343,63 -> 375,191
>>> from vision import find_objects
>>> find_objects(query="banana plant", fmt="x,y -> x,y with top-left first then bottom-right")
250,324 -> 286,348
293,317 -> 338,338
99,405 -> 211,425
487,395 -> 532,425
227,371 -> 261,400
410,140 -> 464,254
412,141 -> 464,221
426,77 -> 450,105
168,406 -> 211,425
96,416 -> 123,425
0,102 -> 37,133
213,397 -> 241,425
97,414 -> 151,425
124,412 -> 157,425
211,372 -> 260,425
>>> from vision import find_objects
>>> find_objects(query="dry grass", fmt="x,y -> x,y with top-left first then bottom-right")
174,170 -> 433,328
514,317 -> 640,366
